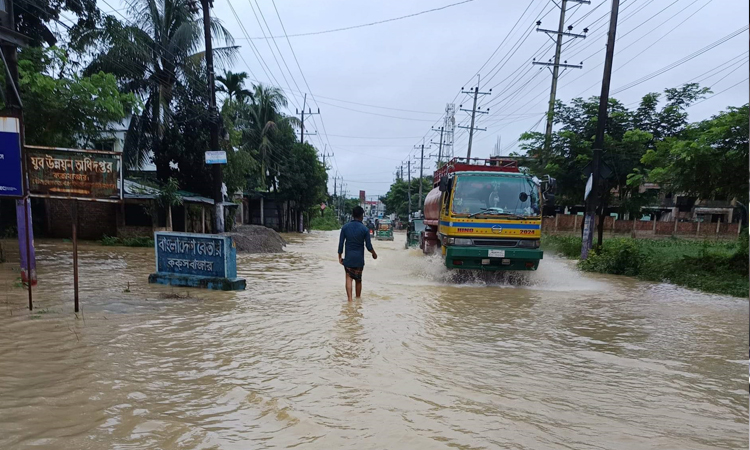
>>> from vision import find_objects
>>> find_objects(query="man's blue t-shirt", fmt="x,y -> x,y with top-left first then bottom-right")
338,220 -> 374,268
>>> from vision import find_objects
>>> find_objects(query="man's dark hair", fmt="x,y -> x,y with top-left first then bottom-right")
352,206 -> 364,219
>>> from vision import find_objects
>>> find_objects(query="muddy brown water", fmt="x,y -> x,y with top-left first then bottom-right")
0,231 -> 747,449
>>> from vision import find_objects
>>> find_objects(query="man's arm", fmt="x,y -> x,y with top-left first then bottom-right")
338,227 -> 345,264
365,228 -> 377,260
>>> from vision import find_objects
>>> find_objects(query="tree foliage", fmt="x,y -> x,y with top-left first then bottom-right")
515,83 -> 712,216
637,104 -> 749,205
381,177 -> 433,220
15,47 -> 136,147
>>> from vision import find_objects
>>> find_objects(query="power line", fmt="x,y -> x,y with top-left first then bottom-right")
611,26 -> 748,96
235,0 -> 476,40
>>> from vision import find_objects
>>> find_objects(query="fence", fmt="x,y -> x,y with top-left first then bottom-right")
543,214 -> 741,238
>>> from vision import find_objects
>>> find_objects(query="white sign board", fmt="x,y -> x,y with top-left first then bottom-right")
205,150 -> 227,165
584,174 -> 593,200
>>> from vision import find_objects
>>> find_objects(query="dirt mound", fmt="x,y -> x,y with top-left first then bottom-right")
224,225 -> 286,254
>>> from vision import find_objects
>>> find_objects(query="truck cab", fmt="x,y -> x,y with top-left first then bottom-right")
422,157 -> 553,271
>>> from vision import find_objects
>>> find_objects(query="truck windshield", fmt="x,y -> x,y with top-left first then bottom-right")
451,174 -> 539,217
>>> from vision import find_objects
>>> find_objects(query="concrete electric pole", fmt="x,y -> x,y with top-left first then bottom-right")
413,141 -> 431,210
296,93 -> 319,144
581,0 -> 620,260
458,75 -> 491,159
431,126 -> 445,166
533,0 -> 589,154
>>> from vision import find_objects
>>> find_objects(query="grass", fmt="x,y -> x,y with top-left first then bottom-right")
310,209 -> 341,231
101,235 -> 154,247
543,234 -> 748,298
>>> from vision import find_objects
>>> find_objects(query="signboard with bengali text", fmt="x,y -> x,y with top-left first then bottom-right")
26,146 -> 121,201
154,232 -> 237,279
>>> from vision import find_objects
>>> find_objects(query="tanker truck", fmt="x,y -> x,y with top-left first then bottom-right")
420,157 -> 554,271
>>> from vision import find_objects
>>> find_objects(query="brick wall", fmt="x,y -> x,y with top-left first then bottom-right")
545,214 -> 741,238
46,199 -> 117,239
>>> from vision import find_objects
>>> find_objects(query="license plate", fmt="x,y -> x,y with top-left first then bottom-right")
488,249 -> 505,258
481,259 -> 490,265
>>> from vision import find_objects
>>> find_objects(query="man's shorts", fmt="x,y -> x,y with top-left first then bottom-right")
345,266 -> 363,282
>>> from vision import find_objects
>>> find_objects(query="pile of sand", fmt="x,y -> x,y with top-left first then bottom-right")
224,225 -> 286,254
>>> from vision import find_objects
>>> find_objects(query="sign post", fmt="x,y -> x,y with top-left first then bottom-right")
0,117 -> 35,309
26,145 -> 123,312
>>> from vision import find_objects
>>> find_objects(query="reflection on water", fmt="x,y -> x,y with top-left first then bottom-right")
0,232 -> 747,450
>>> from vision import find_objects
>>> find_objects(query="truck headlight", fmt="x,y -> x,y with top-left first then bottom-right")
517,239 -> 540,248
453,238 -> 473,246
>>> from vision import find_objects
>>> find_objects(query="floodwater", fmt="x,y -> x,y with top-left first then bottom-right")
0,231 -> 747,450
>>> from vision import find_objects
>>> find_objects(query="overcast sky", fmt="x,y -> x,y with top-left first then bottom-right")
100,0 -> 750,198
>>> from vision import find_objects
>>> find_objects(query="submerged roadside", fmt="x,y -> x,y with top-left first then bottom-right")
543,234 -> 749,298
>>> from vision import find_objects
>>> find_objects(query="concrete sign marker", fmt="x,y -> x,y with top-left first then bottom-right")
149,232 -> 246,290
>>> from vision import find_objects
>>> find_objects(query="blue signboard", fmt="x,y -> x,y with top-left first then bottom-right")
0,118 -> 23,197
150,232 -> 245,290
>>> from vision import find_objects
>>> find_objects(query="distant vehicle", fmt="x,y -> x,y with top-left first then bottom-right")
375,219 -> 394,241
405,218 -> 425,248
421,157 -> 555,271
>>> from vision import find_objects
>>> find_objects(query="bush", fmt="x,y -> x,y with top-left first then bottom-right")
310,208 -> 340,231
542,235 -> 583,258
544,234 -> 748,298
579,238 -> 641,276
101,235 -> 154,247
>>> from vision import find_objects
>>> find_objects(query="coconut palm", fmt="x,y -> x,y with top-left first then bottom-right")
87,0 -> 235,176
217,70 -> 252,104
242,83 -> 300,190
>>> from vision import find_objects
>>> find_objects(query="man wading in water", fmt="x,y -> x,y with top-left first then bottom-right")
338,206 -> 377,301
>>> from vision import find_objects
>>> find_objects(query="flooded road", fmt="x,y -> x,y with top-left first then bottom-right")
0,231 -> 747,449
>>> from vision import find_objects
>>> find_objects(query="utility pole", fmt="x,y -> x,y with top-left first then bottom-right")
296,93 -> 319,144
533,0 -> 588,154
200,0 -> 224,232
431,126 -> 445,166
320,145 -> 333,169
413,141 -> 431,210
581,0 -> 619,260
407,160 -> 412,218
459,75 -> 491,159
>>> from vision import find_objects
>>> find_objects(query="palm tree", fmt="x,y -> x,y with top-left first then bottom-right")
217,70 -> 252,104
87,0 -> 235,176
242,83 -> 299,190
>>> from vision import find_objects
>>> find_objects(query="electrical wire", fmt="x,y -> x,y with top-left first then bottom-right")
236,0 -> 476,40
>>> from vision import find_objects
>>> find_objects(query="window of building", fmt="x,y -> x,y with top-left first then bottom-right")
93,139 -> 116,151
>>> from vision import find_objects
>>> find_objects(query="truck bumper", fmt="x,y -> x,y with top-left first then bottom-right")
444,246 -> 543,271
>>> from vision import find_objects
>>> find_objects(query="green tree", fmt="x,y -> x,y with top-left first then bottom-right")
278,141 -> 328,215
242,83 -> 300,191
87,0 -> 235,174
381,177 -> 433,220
217,70 -> 252,103
14,0 -> 100,48
14,47 -> 136,147
636,104 -> 749,205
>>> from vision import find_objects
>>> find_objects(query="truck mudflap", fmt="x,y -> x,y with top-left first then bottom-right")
443,246 -> 543,271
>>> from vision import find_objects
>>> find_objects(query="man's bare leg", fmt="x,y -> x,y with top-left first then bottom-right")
355,279 -> 362,298
345,272 -> 353,302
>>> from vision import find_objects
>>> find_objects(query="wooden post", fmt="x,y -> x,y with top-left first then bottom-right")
652,214 -> 657,234
555,214 -> 559,232
673,218 -> 678,236
72,201 -> 79,313
611,216 -> 615,234
260,197 -> 265,226
201,206 -> 205,233
184,205 -> 188,232
696,220 -> 701,236
716,217 -> 721,236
